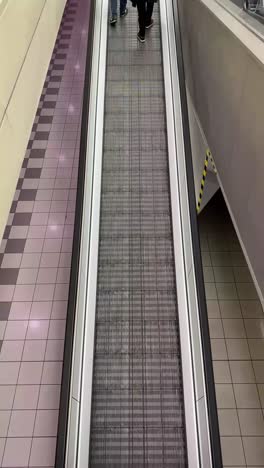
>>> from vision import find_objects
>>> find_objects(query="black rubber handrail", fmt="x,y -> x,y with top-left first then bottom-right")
55,1 -> 96,466
172,0 -> 223,466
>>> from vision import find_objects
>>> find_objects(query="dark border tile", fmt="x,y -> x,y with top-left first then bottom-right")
43,101 -> 57,108
0,268 -> 19,285
19,190 -> 37,201
30,149 -> 46,159
0,302 -> 11,320
16,179 -> 23,190
35,132 -> 50,140
39,116 -> 54,123
5,239 -> 26,254
3,226 -> 11,239
13,213 -> 32,226
25,168 -> 42,179
47,89 -> 59,95
10,201 -> 18,213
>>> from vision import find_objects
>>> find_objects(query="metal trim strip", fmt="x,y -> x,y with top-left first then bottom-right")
160,2 -> 201,466
170,0 -> 222,465
77,0 -> 108,464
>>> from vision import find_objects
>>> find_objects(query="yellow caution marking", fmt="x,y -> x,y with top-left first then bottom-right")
197,149 -> 217,214
206,149 -> 217,175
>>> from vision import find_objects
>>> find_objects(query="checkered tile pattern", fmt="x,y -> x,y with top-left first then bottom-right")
0,0 -> 89,465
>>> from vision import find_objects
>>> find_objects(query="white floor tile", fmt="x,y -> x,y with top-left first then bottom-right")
203,266 -> 214,282
216,384 -> 236,408
238,409 -> 264,435
221,436 -> 245,465
211,339 -> 228,360
207,300 -> 221,318
226,339 -> 250,360
233,266 -> 252,283
213,361 -> 232,383
258,384 -> 264,407
252,361 -> 264,383
218,409 -> 240,436
243,436 -> 264,465
248,339 -> 264,359
245,318 -> 264,339
205,282 -> 217,300
241,300 -> 264,318
209,319 -> 224,338
223,319 -> 246,338
230,361 -> 255,383
234,384 -> 260,408
219,300 -> 242,318
213,266 -> 234,283
236,283 -> 259,300
216,283 -> 238,300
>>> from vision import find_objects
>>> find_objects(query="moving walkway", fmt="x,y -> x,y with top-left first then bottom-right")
55,0 -> 222,466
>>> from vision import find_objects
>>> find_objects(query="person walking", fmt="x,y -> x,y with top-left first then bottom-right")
133,0 -> 156,43
110,0 -> 128,25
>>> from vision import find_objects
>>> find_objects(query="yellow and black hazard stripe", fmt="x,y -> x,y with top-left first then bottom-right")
196,149 -> 217,214
206,149 -> 217,175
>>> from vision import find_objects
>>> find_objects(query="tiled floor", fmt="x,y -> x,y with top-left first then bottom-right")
0,0 -> 89,466
199,190 -> 264,467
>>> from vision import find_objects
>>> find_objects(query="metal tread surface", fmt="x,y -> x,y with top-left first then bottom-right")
89,4 -> 187,467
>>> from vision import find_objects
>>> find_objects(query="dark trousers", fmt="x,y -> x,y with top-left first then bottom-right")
137,0 -> 154,36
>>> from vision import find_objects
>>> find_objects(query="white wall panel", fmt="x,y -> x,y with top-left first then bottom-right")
178,0 -> 264,300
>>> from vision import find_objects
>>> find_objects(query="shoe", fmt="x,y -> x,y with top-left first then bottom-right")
137,32 -> 145,43
120,7 -> 128,17
110,15 -> 117,25
146,19 -> 154,29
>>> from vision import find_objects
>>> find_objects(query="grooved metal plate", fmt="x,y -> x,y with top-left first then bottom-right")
89,3 -> 187,467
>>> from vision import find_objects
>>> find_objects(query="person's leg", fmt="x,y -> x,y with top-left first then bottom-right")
111,0 -> 117,16
110,0 -> 117,24
146,1 -> 154,26
137,0 -> 146,38
120,0 -> 127,15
